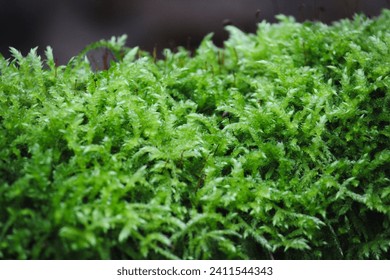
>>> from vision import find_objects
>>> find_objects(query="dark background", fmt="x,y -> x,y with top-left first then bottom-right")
1,0 -> 389,64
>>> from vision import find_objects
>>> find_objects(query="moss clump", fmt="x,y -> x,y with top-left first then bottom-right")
0,10 -> 389,259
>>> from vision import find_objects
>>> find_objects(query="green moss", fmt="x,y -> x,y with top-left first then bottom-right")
0,11 -> 389,259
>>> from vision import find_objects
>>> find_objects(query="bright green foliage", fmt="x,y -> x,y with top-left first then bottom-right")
1,11 -> 389,260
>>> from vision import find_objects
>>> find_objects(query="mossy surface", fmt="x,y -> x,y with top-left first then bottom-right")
0,11 -> 389,259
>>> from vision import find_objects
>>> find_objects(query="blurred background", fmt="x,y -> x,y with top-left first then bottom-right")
1,0 -> 389,64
